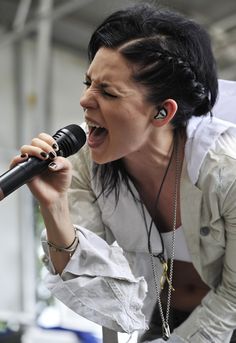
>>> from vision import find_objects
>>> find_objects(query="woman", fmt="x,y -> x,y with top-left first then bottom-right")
12,4 -> 236,342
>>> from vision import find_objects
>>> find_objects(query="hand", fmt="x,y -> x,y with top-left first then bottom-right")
10,132 -> 72,206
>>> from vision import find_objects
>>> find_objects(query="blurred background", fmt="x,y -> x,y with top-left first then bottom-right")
0,0 -> 235,342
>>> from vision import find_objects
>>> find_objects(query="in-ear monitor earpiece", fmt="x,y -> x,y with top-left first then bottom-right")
154,108 -> 167,120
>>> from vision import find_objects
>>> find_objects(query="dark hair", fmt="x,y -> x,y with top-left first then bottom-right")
88,3 -> 218,197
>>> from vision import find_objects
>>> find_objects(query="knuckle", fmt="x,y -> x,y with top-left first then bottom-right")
38,132 -> 52,142
20,144 -> 28,151
31,137 -> 40,146
38,132 -> 47,139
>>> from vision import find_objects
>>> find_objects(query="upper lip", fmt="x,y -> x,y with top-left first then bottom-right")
85,116 -> 106,129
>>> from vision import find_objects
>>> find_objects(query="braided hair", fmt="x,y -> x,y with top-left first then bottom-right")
119,38 -> 212,127
88,3 -> 218,197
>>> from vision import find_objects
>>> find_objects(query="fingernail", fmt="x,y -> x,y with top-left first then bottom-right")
49,151 -> 56,159
52,143 -> 59,151
20,153 -> 28,158
40,151 -> 48,159
48,162 -> 57,169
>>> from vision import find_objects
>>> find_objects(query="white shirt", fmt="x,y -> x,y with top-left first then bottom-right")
41,79 -> 236,343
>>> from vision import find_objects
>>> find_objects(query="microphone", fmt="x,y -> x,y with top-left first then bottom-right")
0,124 -> 86,201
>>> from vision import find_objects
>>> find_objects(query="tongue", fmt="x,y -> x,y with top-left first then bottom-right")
88,127 -> 108,147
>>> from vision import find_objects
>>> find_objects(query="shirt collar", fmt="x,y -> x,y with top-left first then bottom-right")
186,115 -> 236,184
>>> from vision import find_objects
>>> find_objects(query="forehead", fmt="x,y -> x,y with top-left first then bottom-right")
87,47 -> 134,83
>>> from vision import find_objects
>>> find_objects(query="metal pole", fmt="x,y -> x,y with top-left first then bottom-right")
35,0 -> 53,134
0,0 -> 96,49
12,0 -> 36,322
12,0 -> 32,147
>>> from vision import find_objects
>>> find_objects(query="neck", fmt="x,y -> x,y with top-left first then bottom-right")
124,127 -> 180,186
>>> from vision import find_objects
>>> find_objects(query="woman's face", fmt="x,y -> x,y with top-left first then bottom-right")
80,47 -> 156,164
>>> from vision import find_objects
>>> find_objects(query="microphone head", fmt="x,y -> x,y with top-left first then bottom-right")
53,124 -> 86,157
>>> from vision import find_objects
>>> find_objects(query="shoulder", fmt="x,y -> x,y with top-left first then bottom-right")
213,79 -> 236,123
198,130 -> 236,196
186,116 -> 236,184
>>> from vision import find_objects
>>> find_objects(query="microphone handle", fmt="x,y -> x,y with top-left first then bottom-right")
0,157 -> 49,200
0,124 -> 86,201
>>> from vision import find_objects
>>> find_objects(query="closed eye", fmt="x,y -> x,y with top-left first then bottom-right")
83,76 -> 118,99
83,80 -> 91,88
83,81 -> 117,98
101,90 -> 117,98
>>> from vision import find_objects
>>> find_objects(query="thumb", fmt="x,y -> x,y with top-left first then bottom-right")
48,160 -> 65,171
48,156 -> 72,172
48,161 -> 59,171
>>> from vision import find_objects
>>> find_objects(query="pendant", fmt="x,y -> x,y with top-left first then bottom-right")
160,259 -> 175,291
162,322 -> 171,341
160,260 -> 168,289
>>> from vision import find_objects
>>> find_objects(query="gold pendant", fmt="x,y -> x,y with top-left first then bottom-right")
160,260 -> 175,291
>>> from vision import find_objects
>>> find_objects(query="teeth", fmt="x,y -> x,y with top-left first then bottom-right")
86,120 -> 104,128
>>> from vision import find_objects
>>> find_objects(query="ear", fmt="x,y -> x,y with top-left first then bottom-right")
152,99 -> 178,127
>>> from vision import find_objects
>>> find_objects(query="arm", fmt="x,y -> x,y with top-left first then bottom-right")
40,191 -> 75,274
10,133 -> 77,274
12,134 -> 147,332
41,145 -> 148,333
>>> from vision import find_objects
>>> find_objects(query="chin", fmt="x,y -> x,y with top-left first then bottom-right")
91,152 -> 122,165
90,153 -> 110,165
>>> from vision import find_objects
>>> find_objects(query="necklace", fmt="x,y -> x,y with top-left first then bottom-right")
140,131 -> 180,341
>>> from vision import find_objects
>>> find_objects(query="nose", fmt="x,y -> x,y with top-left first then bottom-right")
80,87 -> 98,110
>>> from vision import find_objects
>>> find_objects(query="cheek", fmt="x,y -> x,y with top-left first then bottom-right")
108,126 -> 146,157
105,103 -> 151,145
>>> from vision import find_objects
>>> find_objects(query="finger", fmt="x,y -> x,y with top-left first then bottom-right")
20,144 -> 49,160
38,133 -> 59,151
32,137 -> 57,159
21,143 -> 56,161
9,153 -> 28,169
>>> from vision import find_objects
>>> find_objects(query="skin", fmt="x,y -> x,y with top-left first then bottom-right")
80,48 -> 176,165
11,47 -> 209,310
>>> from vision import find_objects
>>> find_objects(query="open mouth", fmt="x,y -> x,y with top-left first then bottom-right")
86,121 -> 108,148
89,126 -> 107,136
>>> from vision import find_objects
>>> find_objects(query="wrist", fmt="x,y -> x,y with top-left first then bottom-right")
39,195 -> 74,245
40,193 -> 69,221
47,226 -> 79,256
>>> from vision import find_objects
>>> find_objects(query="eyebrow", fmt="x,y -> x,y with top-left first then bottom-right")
85,73 -> 114,89
84,72 -> 135,97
